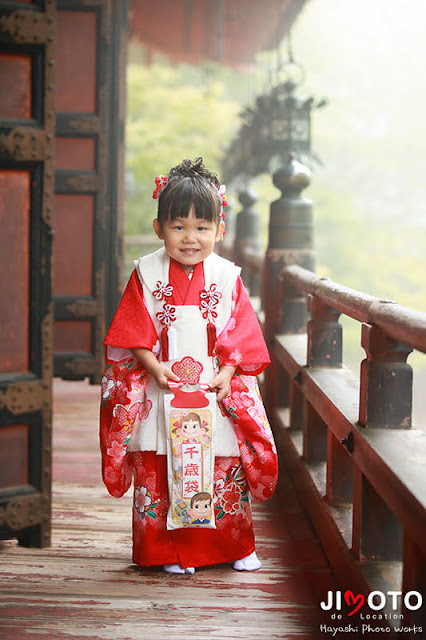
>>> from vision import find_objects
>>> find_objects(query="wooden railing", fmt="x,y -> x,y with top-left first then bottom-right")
231,162 -> 426,630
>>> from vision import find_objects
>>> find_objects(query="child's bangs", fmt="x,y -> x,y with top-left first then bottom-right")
167,179 -> 218,222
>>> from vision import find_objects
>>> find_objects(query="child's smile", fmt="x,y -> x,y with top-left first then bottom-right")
180,248 -> 200,256
153,207 -> 224,275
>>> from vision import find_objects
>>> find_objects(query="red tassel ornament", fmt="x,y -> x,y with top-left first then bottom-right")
207,322 -> 217,356
160,326 -> 169,361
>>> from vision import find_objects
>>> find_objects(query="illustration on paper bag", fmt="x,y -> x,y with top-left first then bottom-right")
165,402 -> 216,529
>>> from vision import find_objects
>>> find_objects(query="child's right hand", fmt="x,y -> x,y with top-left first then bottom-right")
131,348 -> 180,389
150,363 -> 180,389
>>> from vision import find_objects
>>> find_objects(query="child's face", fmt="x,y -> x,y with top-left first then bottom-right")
153,207 -> 224,275
181,418 -> 202,438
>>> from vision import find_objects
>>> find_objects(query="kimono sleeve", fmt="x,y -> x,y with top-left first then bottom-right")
100,360 -> 150,497
222,375 -> 278,502
104,269 -> 159,358
215,276 -> 270,376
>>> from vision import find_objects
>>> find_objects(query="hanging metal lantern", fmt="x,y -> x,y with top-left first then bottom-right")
270,83 -> 310,148
261,78 -> 325,167
222,39 -> 327,182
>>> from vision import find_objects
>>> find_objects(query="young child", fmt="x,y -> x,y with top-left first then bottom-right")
100,157 -> 278,575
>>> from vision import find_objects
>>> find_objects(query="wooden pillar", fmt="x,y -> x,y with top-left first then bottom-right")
303,400 -> 327,464
307,296 -> 342,367
263,154 -> 315,411
359,322 -> 413,428
326,431 -> 353,504
235,187 -> 261,252
234,186 -> 261,294
402,534 -> 426,627
352,468 -> 402,562
290,380 -> 303,430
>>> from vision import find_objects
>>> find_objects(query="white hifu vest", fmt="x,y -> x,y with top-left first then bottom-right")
127,248 -> 241,457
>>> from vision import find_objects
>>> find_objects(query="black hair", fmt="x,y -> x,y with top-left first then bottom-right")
156,157 -> 221,226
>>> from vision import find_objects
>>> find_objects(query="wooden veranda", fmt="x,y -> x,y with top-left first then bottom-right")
2,3 -> 426,639
0,379 -> 335,639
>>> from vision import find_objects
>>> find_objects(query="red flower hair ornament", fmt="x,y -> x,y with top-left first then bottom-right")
152,174 -> 168,199
217,184 -> 227,234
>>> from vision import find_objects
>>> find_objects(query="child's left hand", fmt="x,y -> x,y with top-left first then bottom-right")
209,365 -> 237,402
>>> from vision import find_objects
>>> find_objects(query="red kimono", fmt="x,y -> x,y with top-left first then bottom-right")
100,249 -> 277,569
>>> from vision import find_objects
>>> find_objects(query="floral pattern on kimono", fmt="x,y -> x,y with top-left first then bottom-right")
130,451 -> 255,568
100,358 -> 150,497
222,374 -> 277,501
100,257 -> 278,502
100,355 -> 278,503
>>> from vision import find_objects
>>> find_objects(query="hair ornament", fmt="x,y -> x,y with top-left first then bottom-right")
217,184 -> 227,235
217,184 -> 228,214
152,174 -> 168,199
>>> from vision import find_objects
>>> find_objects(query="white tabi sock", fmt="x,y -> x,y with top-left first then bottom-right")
163,564 -> 195,575
233,551 -> 262,571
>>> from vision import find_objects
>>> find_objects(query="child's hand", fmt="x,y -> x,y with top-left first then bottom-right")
209,365 -> 236,402
131,348 -> 179,389
150,363 -> 180,390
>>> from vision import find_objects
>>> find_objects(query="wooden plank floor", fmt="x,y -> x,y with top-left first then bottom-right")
0,380 -> 337,640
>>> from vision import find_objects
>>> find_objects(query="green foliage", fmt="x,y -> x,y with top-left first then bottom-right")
311,182 -> 426,369
125,63 -> 240,234
312,185 -> 426,310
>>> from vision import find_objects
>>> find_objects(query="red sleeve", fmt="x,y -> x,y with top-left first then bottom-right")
215,276 -> 270,376
104,270 -> 158,350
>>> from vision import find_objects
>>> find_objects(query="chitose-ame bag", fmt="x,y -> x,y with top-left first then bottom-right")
164,372 -> 216,531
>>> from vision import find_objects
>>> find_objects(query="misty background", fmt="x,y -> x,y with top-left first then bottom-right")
125,0 -> 426,426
